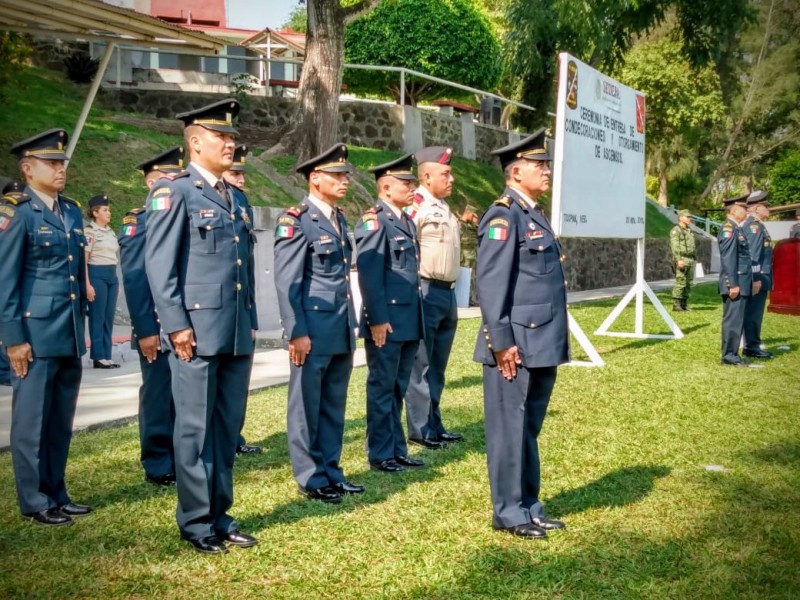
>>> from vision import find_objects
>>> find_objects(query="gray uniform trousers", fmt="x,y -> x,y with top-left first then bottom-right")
170,352 -> 252,540
288,352 -> 353,490
721,295 -> 748,362
10,356 -> 82,514
404,282 -> 458,440
483,364 -> 557,528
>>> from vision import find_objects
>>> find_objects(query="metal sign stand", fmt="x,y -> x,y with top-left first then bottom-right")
594,238 -> 684,340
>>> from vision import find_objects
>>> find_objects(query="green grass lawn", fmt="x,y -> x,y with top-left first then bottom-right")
1,283 -> 798,598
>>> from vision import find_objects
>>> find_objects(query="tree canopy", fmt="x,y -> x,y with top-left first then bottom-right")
503,0 -> 753,129
343,0 -> 501,105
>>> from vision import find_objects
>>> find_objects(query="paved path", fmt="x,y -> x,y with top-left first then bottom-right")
0,277 -> 715,450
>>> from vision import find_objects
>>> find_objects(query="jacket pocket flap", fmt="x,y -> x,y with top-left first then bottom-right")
510,303 -> 553,329
184,284 -> 222,310
303,290 -> 337,311
386,284 -> 411,305
24,295 -> 54,318
190,212 -> 224,229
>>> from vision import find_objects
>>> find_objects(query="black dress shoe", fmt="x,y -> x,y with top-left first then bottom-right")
218,529 -> 258,548
24,508 -> 73,526
493,523 -> 547,539
721,358 -> 749,366
438,431 -> 464,442
59,502 -> 92,517
370,459 -> 405,473
334,480 -> 365,494
531,516 -> 566,530
408,437 -> 448,450
743,349 -> 773,359
394,455 -> 425,468
236,444 -> 263,455
185,535 -> 228,554
300,486 -> 343,503
93,360 -> 114,369
146,473 -> 176,486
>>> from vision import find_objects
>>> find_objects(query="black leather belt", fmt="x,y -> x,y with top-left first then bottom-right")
422,277 -> 455,290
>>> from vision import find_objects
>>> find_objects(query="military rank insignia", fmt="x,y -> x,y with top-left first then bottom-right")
276,224 -> 294,238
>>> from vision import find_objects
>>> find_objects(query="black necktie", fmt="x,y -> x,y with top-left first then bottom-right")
216,181 -> 230,207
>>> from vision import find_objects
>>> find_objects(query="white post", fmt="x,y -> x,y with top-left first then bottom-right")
400,69 -> 405,106
635,237 -> 645,335
66,41 -> 116,163
116,45 -> 121,89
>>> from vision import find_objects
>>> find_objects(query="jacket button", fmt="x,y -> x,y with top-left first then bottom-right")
391,299 -> 396,304
69,275 -> 75,281
237,259 -> 242,266
70,293 -> 76,300
25,311 -> 31,317
68,255 -> 73,261
206,225 -> 212,230
194,303 -> 200,309
487,344 -> 492,349
66,233 -> 70,239
234,236 -> 240,242
236,283 -> 242,291
485,335 -> 489,340
531,323 -> 536,328
314,305 -> 319,310
45,242 -> 50,246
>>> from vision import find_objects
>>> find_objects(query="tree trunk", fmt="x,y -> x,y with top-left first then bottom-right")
283,0 -> 346,164
274,0 -> 382,164
658,163 -> 668,207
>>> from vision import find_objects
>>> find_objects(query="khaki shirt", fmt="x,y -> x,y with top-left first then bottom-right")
85,221 -> 119,266
408,186 -> 460,282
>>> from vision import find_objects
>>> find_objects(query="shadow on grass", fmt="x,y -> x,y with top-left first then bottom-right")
446,374 -> 484,390
747,441 -> 800,467
239,418 -> 486,532
546,465 -> 671,517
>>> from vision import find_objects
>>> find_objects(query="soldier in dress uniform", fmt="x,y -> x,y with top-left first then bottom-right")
355,153 -> 425,473
670,209 -> 696,311
0,129 -> 92,526
790,211 -> 800,239
0,182 -> 24,386
474,130 -> 569,539
459,203 -> 480,307
742,190 -> 773,359
144,100 -> 259,554
222,143 -> 262,455
403,146 -> 463,450
118,146 -> 183,487
718,194 -> 753,367
273,144 -> 364,504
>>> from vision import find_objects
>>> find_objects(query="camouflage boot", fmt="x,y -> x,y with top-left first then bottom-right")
681,299 -> 693,312
673,299 -> 685,311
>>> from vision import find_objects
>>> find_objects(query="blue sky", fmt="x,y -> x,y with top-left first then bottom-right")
227,0 -> 299,30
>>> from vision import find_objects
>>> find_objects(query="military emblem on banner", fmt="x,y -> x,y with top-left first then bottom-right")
636,94 -> 646,134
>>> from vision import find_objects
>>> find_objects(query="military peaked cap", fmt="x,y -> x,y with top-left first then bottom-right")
136,146 -> 185,176
295,143 -> 350,177
492,128 -> 552,170
176,99 -> 239,134
10,128 -> 69,161
369,153 -> 416,181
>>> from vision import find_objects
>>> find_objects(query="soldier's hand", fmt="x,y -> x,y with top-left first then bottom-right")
170,328 -> 196,361
86,283 -> 96,302
729,286 -> 740,300
289,336 -> 311,366
753,280 -> 762,295
677,260 -> 685,270
370,323 -> 393,348
494,346 -> 522,381
7,342 -> 33,379
138,335 -> 161,363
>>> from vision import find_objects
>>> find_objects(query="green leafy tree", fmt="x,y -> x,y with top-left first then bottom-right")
619,37 -> 725,207
768,150 -> 800,206
503,0 -> 752,129
0,32 -> 31,98
344,0 -> 501,105
281,4 -> 308,33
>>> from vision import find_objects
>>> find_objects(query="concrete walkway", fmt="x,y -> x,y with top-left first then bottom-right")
0,276 -> 715,450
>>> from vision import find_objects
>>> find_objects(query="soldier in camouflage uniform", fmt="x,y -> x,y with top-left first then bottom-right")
460,204 -> 480,306
670,209 -> 696,311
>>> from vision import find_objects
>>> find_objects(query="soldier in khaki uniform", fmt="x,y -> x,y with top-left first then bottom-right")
403,146 -> 463,448
670,209 -> 696,311
460,204 -> 480,306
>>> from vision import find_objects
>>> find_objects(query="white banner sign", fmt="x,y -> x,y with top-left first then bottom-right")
551,53 -> 647,238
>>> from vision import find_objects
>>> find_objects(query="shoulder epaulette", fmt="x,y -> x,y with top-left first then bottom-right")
364,205 -> 381,215
493,194 -> 512,208
160,170 -> 190,181
722,222 -> 733,230
122,215 -> 138,225
127,206 -> 146,216
1,191 -> 30,205
61,195 -> 81,208
285,204 -> 309,218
